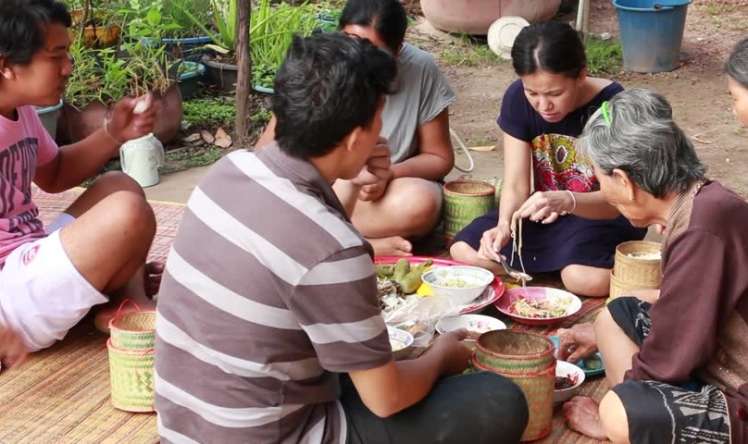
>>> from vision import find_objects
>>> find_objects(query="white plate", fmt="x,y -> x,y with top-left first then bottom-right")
487,16 -> 530,60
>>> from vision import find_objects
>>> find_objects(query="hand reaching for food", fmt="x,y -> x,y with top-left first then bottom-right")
557,322 -> 598,363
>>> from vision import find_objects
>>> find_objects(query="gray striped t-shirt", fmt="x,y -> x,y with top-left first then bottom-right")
154,145 -> 392,443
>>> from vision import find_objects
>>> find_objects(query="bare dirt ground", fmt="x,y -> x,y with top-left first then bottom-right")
410,0 -> 748,197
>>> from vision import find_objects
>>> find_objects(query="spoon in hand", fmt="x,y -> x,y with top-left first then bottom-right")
494,255 -> 533,283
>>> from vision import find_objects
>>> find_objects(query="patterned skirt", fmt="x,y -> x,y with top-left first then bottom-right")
453,210 -> 646,273
608,297 -> 733,444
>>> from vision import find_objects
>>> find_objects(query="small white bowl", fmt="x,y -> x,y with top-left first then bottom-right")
554,360 -> 586,404
435,314 -> 506,338
387,326 -> 414,360
422,266 -> 494,307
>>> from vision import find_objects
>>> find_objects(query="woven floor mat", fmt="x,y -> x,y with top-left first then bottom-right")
32,186 -> 184,264
0,323 -> 157,444
0,187 -> 177,443
4,187 -> 608,443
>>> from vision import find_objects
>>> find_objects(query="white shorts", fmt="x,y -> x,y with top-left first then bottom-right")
0,215 -> 107,352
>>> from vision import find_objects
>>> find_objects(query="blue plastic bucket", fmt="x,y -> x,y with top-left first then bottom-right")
35,100 -> 63,139
613,0 -> 691,73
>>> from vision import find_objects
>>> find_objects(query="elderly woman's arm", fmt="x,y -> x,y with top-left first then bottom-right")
626,230 -> 728,383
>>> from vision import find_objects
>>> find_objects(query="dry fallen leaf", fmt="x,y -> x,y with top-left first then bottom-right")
214,127 -> 233,148
183,133 -> 202,143
200,130 -> 215,144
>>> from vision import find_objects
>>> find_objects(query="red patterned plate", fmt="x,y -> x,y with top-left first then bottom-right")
374,256 -> 505,314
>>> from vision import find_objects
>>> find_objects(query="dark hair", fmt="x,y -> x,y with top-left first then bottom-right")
273,33 -> 396,159
726,37 -> 748,89
338,0 -> 407,53
511,22 -> 586,78
0,0 -> 71,66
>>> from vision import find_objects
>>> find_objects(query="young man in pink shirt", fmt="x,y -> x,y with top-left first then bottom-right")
0,0 -> 160,367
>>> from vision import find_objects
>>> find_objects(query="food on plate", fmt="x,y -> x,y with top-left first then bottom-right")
555,375 -> 577,390
509,293 -> 572,318
433,277 -> 471,288
376,259 -> 433,310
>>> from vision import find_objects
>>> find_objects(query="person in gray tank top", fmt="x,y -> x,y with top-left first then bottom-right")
256,0 -> 455,257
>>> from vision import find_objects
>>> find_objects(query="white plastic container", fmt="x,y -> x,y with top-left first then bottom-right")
119,133 -> 164,188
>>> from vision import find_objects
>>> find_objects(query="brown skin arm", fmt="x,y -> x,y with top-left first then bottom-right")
349,330 -> 470,417
34,96 -> 157,193
390,108 -> 453,180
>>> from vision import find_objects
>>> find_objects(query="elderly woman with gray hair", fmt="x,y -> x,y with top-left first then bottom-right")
558,87 -> 748,443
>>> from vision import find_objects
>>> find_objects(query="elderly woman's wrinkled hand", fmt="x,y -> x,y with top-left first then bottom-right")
557,322 -> 598,363
0,327 -> 28,370
511,191 -> 575,228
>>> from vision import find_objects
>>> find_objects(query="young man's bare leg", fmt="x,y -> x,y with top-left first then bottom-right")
59,182 -> 156,331
335,177 -> 442,256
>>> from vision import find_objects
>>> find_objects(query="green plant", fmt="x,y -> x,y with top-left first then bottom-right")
585,37 -> 623,75
120,0 -> 181,40
162,145 -> 224,173
65,37 -> 177,107
120,41 -> 176,97
251,0 -> 318,88
178,0 -> 319,88
162,0 -> 213,36
183,98 -> 236,127
65,38 -> 103,108
440,36 -> 501,67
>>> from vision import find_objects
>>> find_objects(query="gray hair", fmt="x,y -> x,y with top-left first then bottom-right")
727,38 -> 748,88
578,89 -> 706,198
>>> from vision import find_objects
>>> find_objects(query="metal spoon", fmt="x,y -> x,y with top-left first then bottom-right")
495,255 -> 533,283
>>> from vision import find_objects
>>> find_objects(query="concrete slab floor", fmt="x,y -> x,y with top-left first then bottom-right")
144,148 -> 502,205
143,165 -> 210,204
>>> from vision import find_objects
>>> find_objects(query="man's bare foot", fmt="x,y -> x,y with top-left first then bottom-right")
563,396 -> 609,440
369,236 -> 413,257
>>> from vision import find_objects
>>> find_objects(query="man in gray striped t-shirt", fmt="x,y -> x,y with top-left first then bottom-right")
155,33 -> 528,444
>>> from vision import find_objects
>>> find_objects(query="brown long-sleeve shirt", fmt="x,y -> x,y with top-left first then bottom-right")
625,181 -> 748,442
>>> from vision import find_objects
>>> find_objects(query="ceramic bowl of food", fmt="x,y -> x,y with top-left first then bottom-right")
435,314 -> 507,340
554,360 -> 586,403
421,266 -> 495,307
495,286 -> 582,326
387,326 -> 414,360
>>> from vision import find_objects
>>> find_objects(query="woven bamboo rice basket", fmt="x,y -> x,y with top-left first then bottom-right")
613,241 -> 663,288
473,331 -> 555,441
109,310 -> 156,350
608,271 -> 659,301
107,339 -> 155,412
443,180 -> 497,241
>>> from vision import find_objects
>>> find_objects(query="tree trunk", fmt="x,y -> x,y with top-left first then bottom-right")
234,0 -> 252,148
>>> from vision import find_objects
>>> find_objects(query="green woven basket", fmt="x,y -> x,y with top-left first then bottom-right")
473,331 -> 555,441
443,180 -> 497,240
108,339 -> 155,413
110,311 -> 156,351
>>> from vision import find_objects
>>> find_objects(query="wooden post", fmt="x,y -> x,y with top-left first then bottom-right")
234,0 -> 252,148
